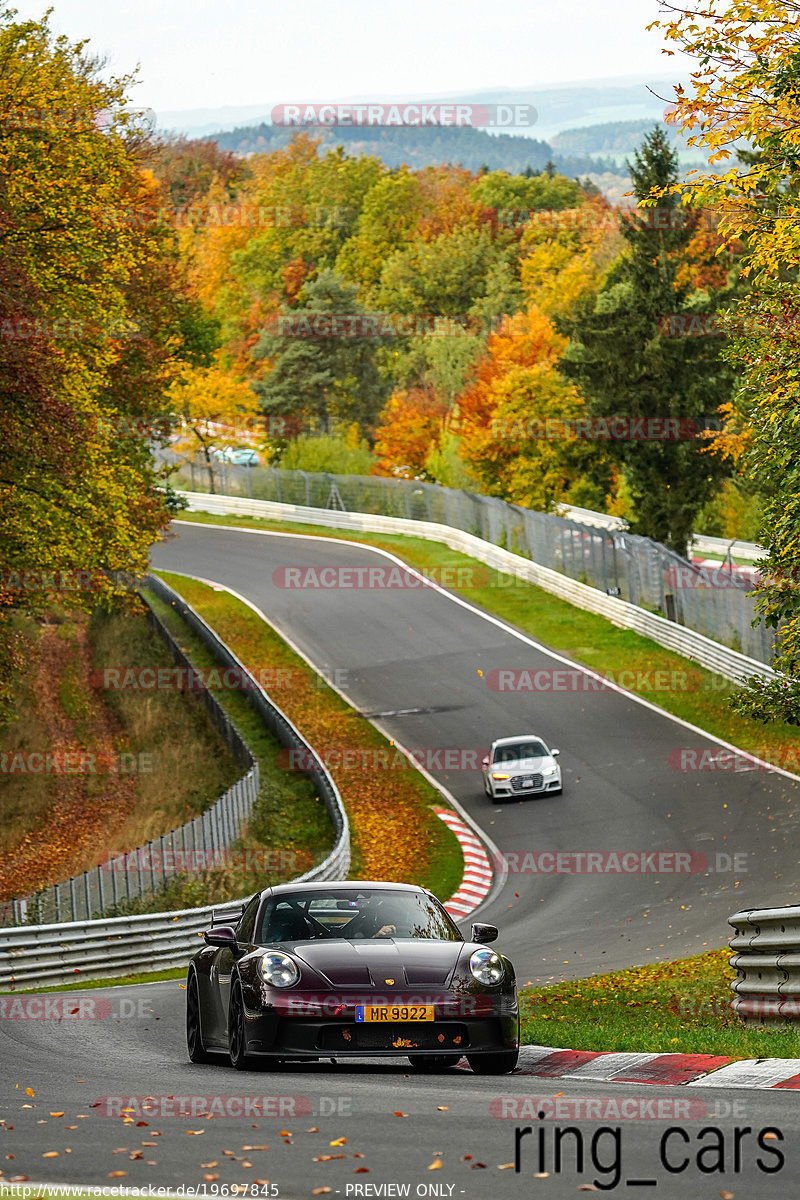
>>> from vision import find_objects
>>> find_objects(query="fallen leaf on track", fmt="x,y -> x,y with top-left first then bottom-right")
428,1159 -> 442,1170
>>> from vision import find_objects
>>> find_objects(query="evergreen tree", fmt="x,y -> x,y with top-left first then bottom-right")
251,270 -> 388,436
560,127 -> 734,557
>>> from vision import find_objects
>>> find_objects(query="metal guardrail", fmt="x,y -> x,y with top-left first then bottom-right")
729,906 -> 800,1024
171,463 -> 776,662
178,491 -> 776,687
0,576 -> 350,984
556,503 -> 763,564
145,575 -> 350,886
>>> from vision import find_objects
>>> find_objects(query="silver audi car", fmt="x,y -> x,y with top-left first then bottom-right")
481,735 -> 562,802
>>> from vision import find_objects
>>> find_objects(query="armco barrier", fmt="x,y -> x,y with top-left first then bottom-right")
177,491 -> 776,687
0,576 -> 350,981
556,502 -> 763,563
0,902 -> 244,991
170,463 -> 774,661
729,905 -> 800,1024
144,574 -> 349,884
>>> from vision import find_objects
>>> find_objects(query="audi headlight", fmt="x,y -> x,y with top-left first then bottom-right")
469,947 -> 505,985
542,764 -> 558,777
259,951 -> 300,987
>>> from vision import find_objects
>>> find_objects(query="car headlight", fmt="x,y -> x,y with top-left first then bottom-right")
491,772 -> 510,780
469,947 -> 505,985
259,952 -> 300,987
542,764 -> 558,777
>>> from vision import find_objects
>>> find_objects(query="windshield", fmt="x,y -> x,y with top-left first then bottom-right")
493,740 -> 546,762
256,889 -> 462,944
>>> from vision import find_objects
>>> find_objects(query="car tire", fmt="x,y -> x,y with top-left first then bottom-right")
229,979 -> 257,1071
408,1055 -> 461,1072
467,1049 -> 519,1075
186,971 -> 212,1063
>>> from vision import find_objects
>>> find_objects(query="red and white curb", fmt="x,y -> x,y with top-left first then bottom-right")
515,1045 -> 800,1089
436,807 -> 493,919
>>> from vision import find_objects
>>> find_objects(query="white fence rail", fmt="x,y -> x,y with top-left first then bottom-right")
729,906 -> 800,1024
179,491 -> 775,687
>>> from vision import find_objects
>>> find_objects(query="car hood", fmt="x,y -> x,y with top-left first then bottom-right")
492,755 -> 554,772
285,939 -> 465,988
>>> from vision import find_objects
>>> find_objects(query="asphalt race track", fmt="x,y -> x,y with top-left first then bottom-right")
2,978 -> 799,1198
151,522 -> 800,982
4,519 -> 800,1199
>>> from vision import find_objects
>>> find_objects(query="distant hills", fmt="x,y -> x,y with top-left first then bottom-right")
156,75 -> 681,143
211,122 -> 614,179
159,77 -> 708,195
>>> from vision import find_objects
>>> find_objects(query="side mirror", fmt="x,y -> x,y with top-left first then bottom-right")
471,922 -> 498,944
203,925 -> 238,949
481,755 -> 490,768
551,748 -> 560,757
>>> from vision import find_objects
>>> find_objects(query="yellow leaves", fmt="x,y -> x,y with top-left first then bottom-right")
25,1089 -> 34,1098
329,1137 -> 347,1146
428,1158 -> 442,1170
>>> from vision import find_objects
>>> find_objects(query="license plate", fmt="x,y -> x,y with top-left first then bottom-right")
355,1005 -> 435,1022
521,777 -> 534,787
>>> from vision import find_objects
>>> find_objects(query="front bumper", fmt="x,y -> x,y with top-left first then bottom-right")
489,774 -> 561,797
240,989 -> 519,1058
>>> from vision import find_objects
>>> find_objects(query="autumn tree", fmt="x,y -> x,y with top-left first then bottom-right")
0,5 -> 190,618
372,387 -> 448,478
646,1 -> 800,719
455,307 -> 608,510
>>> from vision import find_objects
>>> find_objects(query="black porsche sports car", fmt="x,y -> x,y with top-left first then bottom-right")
186,880 -> 519,1074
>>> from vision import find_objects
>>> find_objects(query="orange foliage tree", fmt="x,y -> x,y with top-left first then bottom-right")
455,308 -> 607,509
372,387 -> 448,478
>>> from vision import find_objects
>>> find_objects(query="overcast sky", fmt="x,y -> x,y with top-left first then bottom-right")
8,0 -> 685,115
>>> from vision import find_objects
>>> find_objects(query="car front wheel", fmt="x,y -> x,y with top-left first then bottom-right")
229,979 -> 257,1071
467,1049 -> 519,1074
186,972 -> 212,1063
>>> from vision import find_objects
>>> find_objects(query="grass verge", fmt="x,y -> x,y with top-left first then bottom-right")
148,574 -> 464,905
0,967 -> 186,996
520,948 -> 800,1057
174,511 -> 800,767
